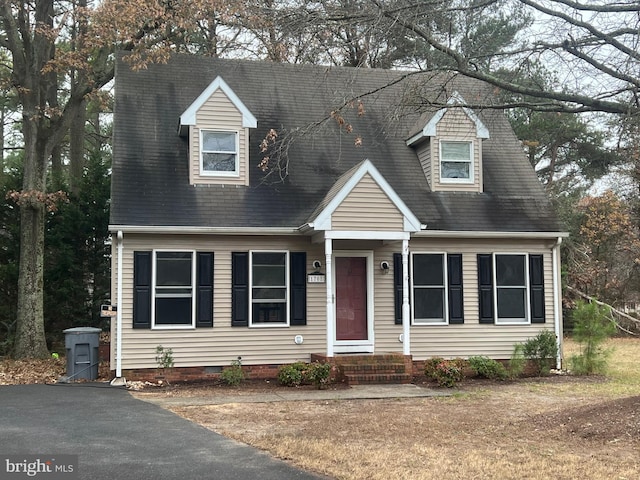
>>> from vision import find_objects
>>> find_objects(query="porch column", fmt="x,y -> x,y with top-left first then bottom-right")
325,238 -> 334,357
402,239 -> 411,355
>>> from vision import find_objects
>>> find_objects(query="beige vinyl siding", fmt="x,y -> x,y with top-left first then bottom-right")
431,108 -> 483,193
373,242 -> 405,353
111,234 -> 559,369
189,89 -> 249,186
331,174 -> 404,231
406,237 -> 557,360
112,234 -> 325,369
416,141 -> 432,187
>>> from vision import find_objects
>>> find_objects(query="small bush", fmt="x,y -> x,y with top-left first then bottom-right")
155,345 -> 174,370
278,361 -> 334,388
468,356 -> 508,380
522,331 -> 558,376
277,362 -> 308,387
424,357 -> 465,388
508,344 -> 526,379
220,360 -> 245,386
570,300 -> 616,375
306,362 -> 332,389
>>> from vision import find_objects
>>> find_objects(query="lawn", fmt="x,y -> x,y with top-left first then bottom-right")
1,338 -> 638,479
169,338 -> 640,480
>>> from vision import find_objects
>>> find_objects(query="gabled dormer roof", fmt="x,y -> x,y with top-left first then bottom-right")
179,76 -> 257,135
308,159 -> 423,232
406,92 -> 490,146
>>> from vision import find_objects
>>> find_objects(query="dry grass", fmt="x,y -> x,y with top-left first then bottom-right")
168,338 -> 640,480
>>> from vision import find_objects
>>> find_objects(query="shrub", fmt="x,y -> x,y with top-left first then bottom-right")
278,361 -> 334,388
570,300 -> 616,375
155,345 -> 174,370
468,356 -> 508,380
220,360 -> 245,386
424,357 -> 465,388
522,331 -> 558,376
508,344 -> 526,379
277,362 -> 308,387
306,362 -> 332,389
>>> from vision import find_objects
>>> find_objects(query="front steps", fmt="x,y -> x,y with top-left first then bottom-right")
311,353 -> 413,385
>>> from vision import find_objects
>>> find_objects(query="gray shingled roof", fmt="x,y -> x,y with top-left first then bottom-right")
111,53 -> 562,233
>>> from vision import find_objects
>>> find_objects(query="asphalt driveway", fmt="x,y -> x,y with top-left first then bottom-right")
0,383 -> 327,480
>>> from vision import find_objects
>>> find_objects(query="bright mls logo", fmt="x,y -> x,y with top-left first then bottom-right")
1,455 -> 77,479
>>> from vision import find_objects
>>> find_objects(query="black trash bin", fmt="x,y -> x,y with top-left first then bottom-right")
64,327 -> 101,381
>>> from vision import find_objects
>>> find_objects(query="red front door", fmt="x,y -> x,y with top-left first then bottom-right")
335,257 -> 368,341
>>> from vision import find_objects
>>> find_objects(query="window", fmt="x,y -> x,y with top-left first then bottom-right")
250,251 -> 289,326
478,253 -> 545,325
200,130 -> 238,175
412,254 -> 447,324
408,253 -> 464,325
153,251 -> 195,327
440,140 -> 473,182
495,254 -> 528,323
133,251 -> 213,329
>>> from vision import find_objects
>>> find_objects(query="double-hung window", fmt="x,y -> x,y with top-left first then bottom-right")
478,253 -> 545,325
494,254 -> 528,324
440,140 -> 473,182
412,253 -> 447,324
250,251 -> 289,326
200,130 -> 238,175
153,251 -> 196,327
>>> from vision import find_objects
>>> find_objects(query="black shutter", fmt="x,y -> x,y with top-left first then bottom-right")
393,253 -> 403,324
196,252 -> 214,328
477,254 -> 494,324
529,254 -> 546,323
133,251 -> 152,329
290,252 -> 307,326
447,254 -> 464,324
231,252 -> 249,327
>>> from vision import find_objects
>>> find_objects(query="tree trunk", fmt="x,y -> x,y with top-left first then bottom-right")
14,117 -> 49,358
69,99 -> 86,194
15,200 -> 48,358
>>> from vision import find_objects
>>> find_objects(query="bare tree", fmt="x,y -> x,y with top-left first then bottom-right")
361,0 -> 639,116
0,0 -> 246,358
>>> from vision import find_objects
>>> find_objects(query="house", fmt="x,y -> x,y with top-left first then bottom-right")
109,53 -> 566,382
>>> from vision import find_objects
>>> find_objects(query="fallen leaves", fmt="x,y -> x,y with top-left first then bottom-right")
0,358 -> 65,385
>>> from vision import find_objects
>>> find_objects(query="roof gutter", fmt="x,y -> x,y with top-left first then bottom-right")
109,225 -> 301,235
413,230 -> 569,239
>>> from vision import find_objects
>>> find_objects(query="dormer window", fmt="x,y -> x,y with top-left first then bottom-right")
440,140 -> 473,183
180,76 -> 257,186
407,92 -> 488,193
201,130 -> 239,176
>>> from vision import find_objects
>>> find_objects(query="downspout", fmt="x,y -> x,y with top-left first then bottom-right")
112,230 -> 125,384
552,236 -> 563,369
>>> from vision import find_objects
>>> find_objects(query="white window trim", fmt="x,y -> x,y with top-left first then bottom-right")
249,250 -> 290,328
493,253 -> 531,325
411,252 -> 449,325
151,249 -> 196,330
439,139 -> 474,184
199,129 -> 240,177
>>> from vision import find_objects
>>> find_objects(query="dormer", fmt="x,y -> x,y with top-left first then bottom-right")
406,93 -> 489,193
179,76 -> 257,186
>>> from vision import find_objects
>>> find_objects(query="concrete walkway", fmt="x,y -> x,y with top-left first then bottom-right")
135,383 -> 449,407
